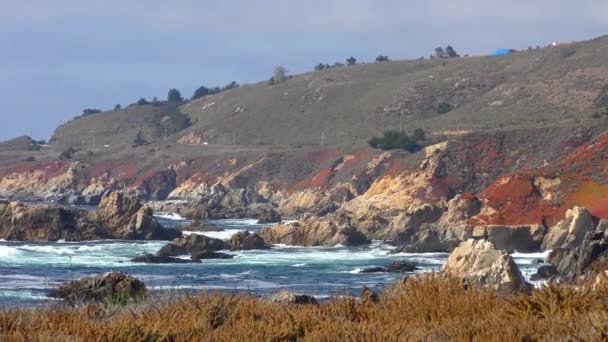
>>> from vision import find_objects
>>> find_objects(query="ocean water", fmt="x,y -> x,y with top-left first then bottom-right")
0,215 -> 547,306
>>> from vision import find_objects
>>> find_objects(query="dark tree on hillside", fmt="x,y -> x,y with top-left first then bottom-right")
167,88 -> 184,102
434,47 -> 447,59
192,85 -> 211,100
136,98 -> 149,105
412,128 -> 425,142
445,46 -> 460,58
314,63 -> 327,71
132,131 -> 148,146
376,55 -> 389,62
346,57 -> 357,66
114,104 -> 122,111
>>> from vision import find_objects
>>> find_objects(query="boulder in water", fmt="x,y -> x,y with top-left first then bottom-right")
51,272 -> 147,303
361,261 -> 418,273
227,231 -> 269,250
158,234 -> 228,256
190,250 -> 234,260
530,265 -> 560,281
131,254 -> 201,264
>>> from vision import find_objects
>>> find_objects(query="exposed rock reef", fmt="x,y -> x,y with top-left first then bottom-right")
442,239 -> 531,293
157,234 -> 228,256
0,192 -> 181,241
258,214 -> 369,247
361,261 -> 418,273
227,231 -> 269,250
51,272 -> 147,303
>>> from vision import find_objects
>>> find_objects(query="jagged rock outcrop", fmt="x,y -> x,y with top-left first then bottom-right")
256,208 -> 282,224
393,195 -> 545,253
380,204 -> 445,242
391,195 -> 480,253
0,193 -> 181,241
542,206 -> 598,250
119,207 -> 182,240
442,239 -> 531,293
157,234 -> 228,256
279,189 -> 337,217
0,200 -> 101,241
473,225 -> 546,253
51,272 -> 147,303
96,192 -> 143,228
547,230 -> 608,276
258,214 -> 369,247
227,231 -> 269,250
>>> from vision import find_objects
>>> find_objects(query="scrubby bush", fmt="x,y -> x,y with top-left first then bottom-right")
437,102 -> 452,114
136,98 -> 149,106
222,81 -> 239,91
132,131 -> 148,147
368,130 -> 422,152
59,147 -> 77,160
270,66 -> 288,85
81,109 -> 102,116
346,57 -> 357,66
163,108 -> 191,134
114,104 -> 122,111
314,63 -> 330,71
376,55 -> 389,62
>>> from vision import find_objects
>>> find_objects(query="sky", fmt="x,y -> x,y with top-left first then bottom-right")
0,0 -> 607,141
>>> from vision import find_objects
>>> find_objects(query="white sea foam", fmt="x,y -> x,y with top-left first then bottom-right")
155,212 -> 187,221
0,246 -> 19,257
292,263 -> 307,267
184,229 -> 244,240
511,251 -> 550,259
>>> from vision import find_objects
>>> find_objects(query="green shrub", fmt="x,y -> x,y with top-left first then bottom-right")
375,55 -> 389,62
368,130 -> 422,152
132,131 -> 148,147
59,147 -> 77,160
437,102 -> 452,114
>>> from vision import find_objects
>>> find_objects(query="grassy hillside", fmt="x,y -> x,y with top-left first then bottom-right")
48,35 -> 608,149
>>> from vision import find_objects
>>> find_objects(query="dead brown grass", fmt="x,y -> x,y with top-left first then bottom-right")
1,275 -> 608,341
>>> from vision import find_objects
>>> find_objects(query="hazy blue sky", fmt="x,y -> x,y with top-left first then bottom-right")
1,0 -> 606,141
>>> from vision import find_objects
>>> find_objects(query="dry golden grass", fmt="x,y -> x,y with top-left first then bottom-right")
1,274 -> 608,341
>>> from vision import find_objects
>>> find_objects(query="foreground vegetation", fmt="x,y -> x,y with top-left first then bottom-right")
2,275 -> 608,340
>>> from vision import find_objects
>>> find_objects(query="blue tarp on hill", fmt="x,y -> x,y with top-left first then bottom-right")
492,49 -> 512,56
